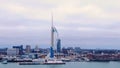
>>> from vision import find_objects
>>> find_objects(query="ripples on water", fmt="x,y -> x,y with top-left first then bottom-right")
0,62 -> 120,68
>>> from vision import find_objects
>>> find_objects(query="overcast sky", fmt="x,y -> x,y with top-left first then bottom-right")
0,0 -> 120,49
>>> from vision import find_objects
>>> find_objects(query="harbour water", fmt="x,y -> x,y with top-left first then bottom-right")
0,62 -> 120,68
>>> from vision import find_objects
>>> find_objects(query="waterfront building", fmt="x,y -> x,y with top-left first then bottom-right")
13,45 -> 23,55
34,45 -> 39,53
57,39 -> 61,53
67,47 -> 74,51
62,47 -> 68,55
74,47 -> 81,53
7,48 -> 19,56
25,45 -> 31,54
0,48 -> 7,55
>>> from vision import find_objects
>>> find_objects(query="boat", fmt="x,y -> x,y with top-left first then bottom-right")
61,58 -> 71,62
1,60 -> 8,64
19,62 -> 41,65
44,59 -> 65,65
19,58 -> 44,65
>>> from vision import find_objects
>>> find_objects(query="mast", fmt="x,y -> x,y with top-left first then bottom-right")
50,12 -> 54,58
51,12 -> 54,47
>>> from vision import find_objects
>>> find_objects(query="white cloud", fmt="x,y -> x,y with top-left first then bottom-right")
0,0 -> 120,48
0,0 -> 120,21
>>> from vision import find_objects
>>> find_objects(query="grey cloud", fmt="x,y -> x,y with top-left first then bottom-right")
0,0 -> 120,48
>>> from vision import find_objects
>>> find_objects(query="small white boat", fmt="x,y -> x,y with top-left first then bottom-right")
2,60 -> 8,64
61,58 -> 71,62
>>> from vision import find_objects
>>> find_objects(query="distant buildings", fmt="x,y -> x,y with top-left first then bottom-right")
34,45 -> 40,53
0,48 -> 7,55
25,45 -> 31,54
62,47 -> 68,55
13,45 -> 23,55
2,44 -> 120,62
74,47 -> 81,53
7,48 -> 19,56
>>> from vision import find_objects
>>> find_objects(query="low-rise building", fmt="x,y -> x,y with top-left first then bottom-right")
7,48 -> 19,56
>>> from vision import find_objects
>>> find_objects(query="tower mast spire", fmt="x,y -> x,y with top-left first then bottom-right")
51,12 -> 54,47
50,12 -> 54,58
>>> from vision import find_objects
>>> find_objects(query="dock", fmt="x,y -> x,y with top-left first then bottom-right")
19,62 -> 65,65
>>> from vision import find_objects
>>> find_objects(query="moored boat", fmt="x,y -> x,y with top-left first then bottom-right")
43,58 -> 65,65
1,60 -> 8,64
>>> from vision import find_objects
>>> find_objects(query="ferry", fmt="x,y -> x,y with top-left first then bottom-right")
44,59 -> 65,65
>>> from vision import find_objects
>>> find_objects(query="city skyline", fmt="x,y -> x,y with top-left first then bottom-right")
0,0 -> 120,49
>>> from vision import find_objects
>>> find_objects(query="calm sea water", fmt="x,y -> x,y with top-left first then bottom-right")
0,62 -> 120,68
